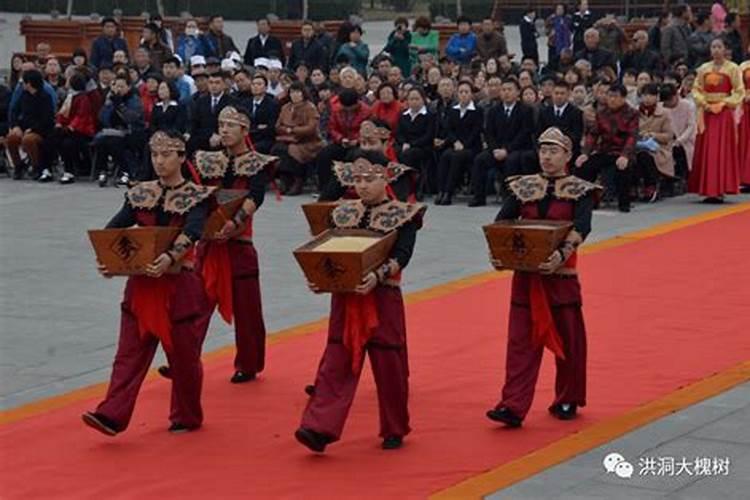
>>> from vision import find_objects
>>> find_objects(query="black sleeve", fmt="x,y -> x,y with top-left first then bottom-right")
181,200 -> 210,242
247,169 -> 268,208
390,220 -> 418,270
319,176 -> 346,201
494,195 -> 521,221
410,114 -> 435,149
105,200 -> 137,228
485,106 -> 499,151
572,192 -> 594,239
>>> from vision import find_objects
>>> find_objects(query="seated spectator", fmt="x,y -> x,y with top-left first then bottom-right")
571,83 -> 589,108
139,73 -> 162,128
315,88 -> 371,191
445,16 -> 478,65
634,83 -> 674,203
576,83 -> 638,212
162,56 -> 195,104
422,66 -> 442,101
272,82 -> 323,195
246,74 -> 279,154
575,28 -> 617,72
150,80 -> 188,134
518,69 -> 536,89
7,69 -> 55,180
479,75 -> 503,115
594,14 -> 626,60
622,30 -> 662,75
9,54 -> 25,88
176,19 -> 209,66
622,68 -> 639,107
429,77 -> 456,149
132,47 -> 155,85
141,22 -> 173,70
370,83 -> 402,135
315,82 -> 333,142
477,18 -> 508,61
436,81 -> 483,205
188,71 -> 233,154
537,80 -> 584,158
660,83 -> 696,191
395,87 -> 435,179
53,72 -> 96,183
470,77 -> 535,206
521,86 -> 541,129
44,57 -> 67,105
93,73 -> 145,186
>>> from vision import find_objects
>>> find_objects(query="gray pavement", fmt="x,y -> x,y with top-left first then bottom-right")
0,176 -> 745,410
488,382 -> 750,500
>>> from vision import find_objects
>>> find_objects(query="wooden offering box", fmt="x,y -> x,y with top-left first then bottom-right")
301,201 -> 339,236
88,227 -> 180,276
483,220 -> 573,272
293,228 -> 397,292
203,189 -> 248,239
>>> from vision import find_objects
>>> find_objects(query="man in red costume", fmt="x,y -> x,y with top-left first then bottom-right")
191,105 -> 277,383
295,150 -> 426,453
82,131 -> 215,436
487,127 -> 600,427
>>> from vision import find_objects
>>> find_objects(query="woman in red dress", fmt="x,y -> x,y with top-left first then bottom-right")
689,37 -> 745,202
738,60 -> 750,192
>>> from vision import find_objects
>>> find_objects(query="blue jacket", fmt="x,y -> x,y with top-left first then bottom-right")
99,90 -> 144,133
445,32 -> 477,64
90,35 -> 129,69
176,34 -> 209,64
8,81 -> 57,123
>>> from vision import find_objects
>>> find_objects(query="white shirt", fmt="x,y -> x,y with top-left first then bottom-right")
267,82 -> 283,97
404,105 -> 428,121
502,103 -> 516,117
211,92 -> 224,110
259,34 -> 268,46
453,101 -> 476,118
553,103 -> 568,117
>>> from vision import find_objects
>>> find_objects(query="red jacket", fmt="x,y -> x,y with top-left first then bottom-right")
139,84 -> 158,127
56,93 -> 96,137
328,102 -> 371,144
371,100 -> 402,137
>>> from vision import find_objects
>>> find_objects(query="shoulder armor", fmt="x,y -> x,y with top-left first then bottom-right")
506,174 -> 549,203
554,175 -> 603,201
125,180 -> 162,211
194,150 -> 228,179
164,183 -> 217,215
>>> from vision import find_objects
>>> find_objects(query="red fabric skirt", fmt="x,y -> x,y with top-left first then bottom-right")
739,101 -> 750,185
689,107 -> 740,196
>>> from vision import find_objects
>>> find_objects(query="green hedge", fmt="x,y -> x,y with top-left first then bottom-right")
0,0 -> 362,20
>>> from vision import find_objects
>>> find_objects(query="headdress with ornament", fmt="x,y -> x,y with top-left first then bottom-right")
149,131 -> 186,153
538,127 -> 573,152
359,120 -> 392,142
218,105 -> 251,128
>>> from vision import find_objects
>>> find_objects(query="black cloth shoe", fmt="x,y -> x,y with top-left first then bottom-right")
486,407 -> 523,428
168,422 -> 199,434
702,196 -> 725,204
304,384 -> 315,396
740,185 -> 750,194
157,365 -> 172,379
468,198 -> 486,207
230,370 -> 256,383
442,194 -> 453,206
294,427 -> 329,453
617,203 -> 631,213
82,411 -> 119,436
382,436 -> 403,450
549,403 -> 578,420
12,166 -> 23,180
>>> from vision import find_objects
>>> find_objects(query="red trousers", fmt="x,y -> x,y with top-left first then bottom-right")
496,273 -> 587,419
197,240 -> 267,374
301,286 -> 410,441
96,271 -> 210,430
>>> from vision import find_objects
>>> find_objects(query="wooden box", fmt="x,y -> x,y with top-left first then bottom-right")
88,226 -> 180,276
293,228 -> 397,292
301,201 -> 339,236
203,189 -> 248,239
483,220 -> 573,272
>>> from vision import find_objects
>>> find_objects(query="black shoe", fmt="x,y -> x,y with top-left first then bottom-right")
37,169 -> 53,182
230,370 -> 256,383
287,178 -> 304,196
12,166 -> 23,180
304,384 -> 315,396
549,403 -> 578,420
486,407 -> 523,428
702,196 -> 725,204
468,198 -> 486,207
618,203 -> 631,213
442,194 -> 453,206
168,422 -> 200,434
434,193 -> 445,205
157,365 -> 172,379
740,185 -> 750,194
294,427 -> 329,453
82,411 -> 119,436
382,435 -> 403,450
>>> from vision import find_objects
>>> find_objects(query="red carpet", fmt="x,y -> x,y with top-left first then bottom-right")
1,210 -> 750,499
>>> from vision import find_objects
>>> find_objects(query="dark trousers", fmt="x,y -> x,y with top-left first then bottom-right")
93,133 -> 143,177
54,129 -> 91,175
634,151 -> 660,188
316,143 -> 350,192
272,143 -> 306,181
396,146 -> 428,171
471,149 -> 526,202
301,287 -> 410,441
577,153 -> 632,207
437,148 -> 475,195
252,139 -> 274,154
228,241 -> 266,374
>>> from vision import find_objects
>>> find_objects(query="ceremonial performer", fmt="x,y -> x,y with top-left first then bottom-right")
295,150 -> 426,453
319,119 -> 413,202
191,105 -> 277,383
487,127 -> 600,427
738,58 -> 750,192
82,130 -> 215,436
689,37 -> 745,202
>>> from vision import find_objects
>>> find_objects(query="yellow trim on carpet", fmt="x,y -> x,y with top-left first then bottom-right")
431,360 -> 750,499
1,202 -> 748,427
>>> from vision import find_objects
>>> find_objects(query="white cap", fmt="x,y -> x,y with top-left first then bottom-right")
228,51 -> 242,63
190,55 -> 206,67
268,58 -> 283,70
254,57 -> 270,69
221,58 -> 237,71
173,54 -> 183,65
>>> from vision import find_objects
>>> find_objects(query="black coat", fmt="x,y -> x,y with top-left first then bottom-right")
520,18 -> 539,61
536,103 -> 584,156
444,105 -> 484,152
484,102 -> 534,153
621,49 -> 662,74
248,94 -> 279,153
574,47 -> 617,71
10,89 -> 55,135
189,93 -> 235,149
150,102 -> 189,134
243,34 -> 286,66
288,38 -> 327,72
395,111 -> 435,150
